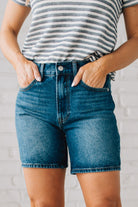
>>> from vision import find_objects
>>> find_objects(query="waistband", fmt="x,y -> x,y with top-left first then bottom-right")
28,50 -> 116,81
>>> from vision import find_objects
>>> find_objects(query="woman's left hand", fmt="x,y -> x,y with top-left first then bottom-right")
71,57 -> 108,88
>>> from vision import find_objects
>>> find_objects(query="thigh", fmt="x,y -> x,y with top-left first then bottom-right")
76,170 -> 121,207
23,167 -> 66,207
15,111 -> 68,168
65,113 -> 121,174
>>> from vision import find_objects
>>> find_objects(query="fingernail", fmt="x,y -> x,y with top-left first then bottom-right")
71,81 -> 75,87
37,76 -> 41,81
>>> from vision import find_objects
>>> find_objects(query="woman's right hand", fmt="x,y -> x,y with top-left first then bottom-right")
15,57 -> 41,89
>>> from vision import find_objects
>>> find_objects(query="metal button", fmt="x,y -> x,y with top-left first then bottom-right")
58,65 -> 64,71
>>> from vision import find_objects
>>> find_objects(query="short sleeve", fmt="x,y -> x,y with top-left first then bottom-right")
122,0 -> 138,9
11,0 -> 31,7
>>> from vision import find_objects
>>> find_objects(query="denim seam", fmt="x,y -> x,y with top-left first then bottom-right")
71,166 -> 120,171
62,75 -> 71,124
62,111 -> 70,124
43,74 -> 55,76
22,162 -> 68,167
55,63 -> 62,127
19,79 -> 37,92
80,80 -> 110,92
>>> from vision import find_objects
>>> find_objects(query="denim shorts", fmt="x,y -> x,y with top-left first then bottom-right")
15,51 -> 121,175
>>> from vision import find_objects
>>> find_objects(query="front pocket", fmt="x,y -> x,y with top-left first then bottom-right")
80,79 -> 110,91
79,75 -> 110,92
19,79 -> 37,92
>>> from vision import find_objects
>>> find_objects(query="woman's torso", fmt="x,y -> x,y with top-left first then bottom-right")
21,0 -> 125,63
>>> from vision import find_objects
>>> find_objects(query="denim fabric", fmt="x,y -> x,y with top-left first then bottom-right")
15,51 -> 121,174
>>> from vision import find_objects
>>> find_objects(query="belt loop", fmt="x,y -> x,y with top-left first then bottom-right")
72,60 -> 78,77
40,63 -> 45,80
55,62 -> 58,76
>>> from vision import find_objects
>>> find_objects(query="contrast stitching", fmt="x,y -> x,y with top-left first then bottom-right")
80,80 -> 110,92
71,166 -> 120,171
62,75 -> 71,124
22,162 -> 68,166
19,79 -> 37,92
43,74 -> 55,76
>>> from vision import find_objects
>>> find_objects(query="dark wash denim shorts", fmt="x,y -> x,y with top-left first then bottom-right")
15,51 -> 121,175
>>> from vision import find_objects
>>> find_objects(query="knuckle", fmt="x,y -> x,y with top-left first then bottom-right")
79,67 -> 84,72
33,66 -> 40,75
33,63 -> 38,70
75,74 -> 80,81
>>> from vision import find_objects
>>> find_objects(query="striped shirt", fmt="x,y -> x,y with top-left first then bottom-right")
12,0 -> 138,63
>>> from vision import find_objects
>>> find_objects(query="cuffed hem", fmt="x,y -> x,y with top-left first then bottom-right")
71,166 -> 121,175
21,162 -> 68,168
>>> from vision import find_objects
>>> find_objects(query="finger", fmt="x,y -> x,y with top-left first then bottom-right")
71,67 -> 84,87
89,77 -> 105,88
32,63 -> 41,81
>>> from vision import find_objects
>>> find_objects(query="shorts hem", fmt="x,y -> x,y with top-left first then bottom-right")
21,162 -> 68,169
71,166 -> 121,175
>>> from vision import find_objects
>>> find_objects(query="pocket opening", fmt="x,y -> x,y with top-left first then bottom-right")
18,61 -> 45,92
19,79 -> 37,92
79,80 -> 110,92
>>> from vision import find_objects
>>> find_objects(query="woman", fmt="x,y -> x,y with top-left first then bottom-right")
0,0 -> 138,206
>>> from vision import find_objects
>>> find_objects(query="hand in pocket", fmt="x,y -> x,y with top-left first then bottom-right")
72,60 -> 107,88
15,58 -> 41,88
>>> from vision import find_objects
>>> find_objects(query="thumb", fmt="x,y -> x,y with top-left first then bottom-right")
71,67 -> 84,87
32,64 -> 41,81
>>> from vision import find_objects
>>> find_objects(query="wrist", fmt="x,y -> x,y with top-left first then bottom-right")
16,51 -> 26,63
98,52 -> 114,75
13,51 -> 27,70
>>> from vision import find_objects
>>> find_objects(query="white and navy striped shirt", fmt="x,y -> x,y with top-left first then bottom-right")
12,0 -> 138,63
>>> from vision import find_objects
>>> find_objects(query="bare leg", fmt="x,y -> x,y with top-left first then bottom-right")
23,167 -> 66,207
76,170 -> 122,207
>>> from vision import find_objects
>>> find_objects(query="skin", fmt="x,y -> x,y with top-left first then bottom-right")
0,1 -> 138,207
23,168 -> 66,207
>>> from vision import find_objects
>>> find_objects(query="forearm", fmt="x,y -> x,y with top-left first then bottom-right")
0,29 -> 26,71
99,35 -> 138,75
